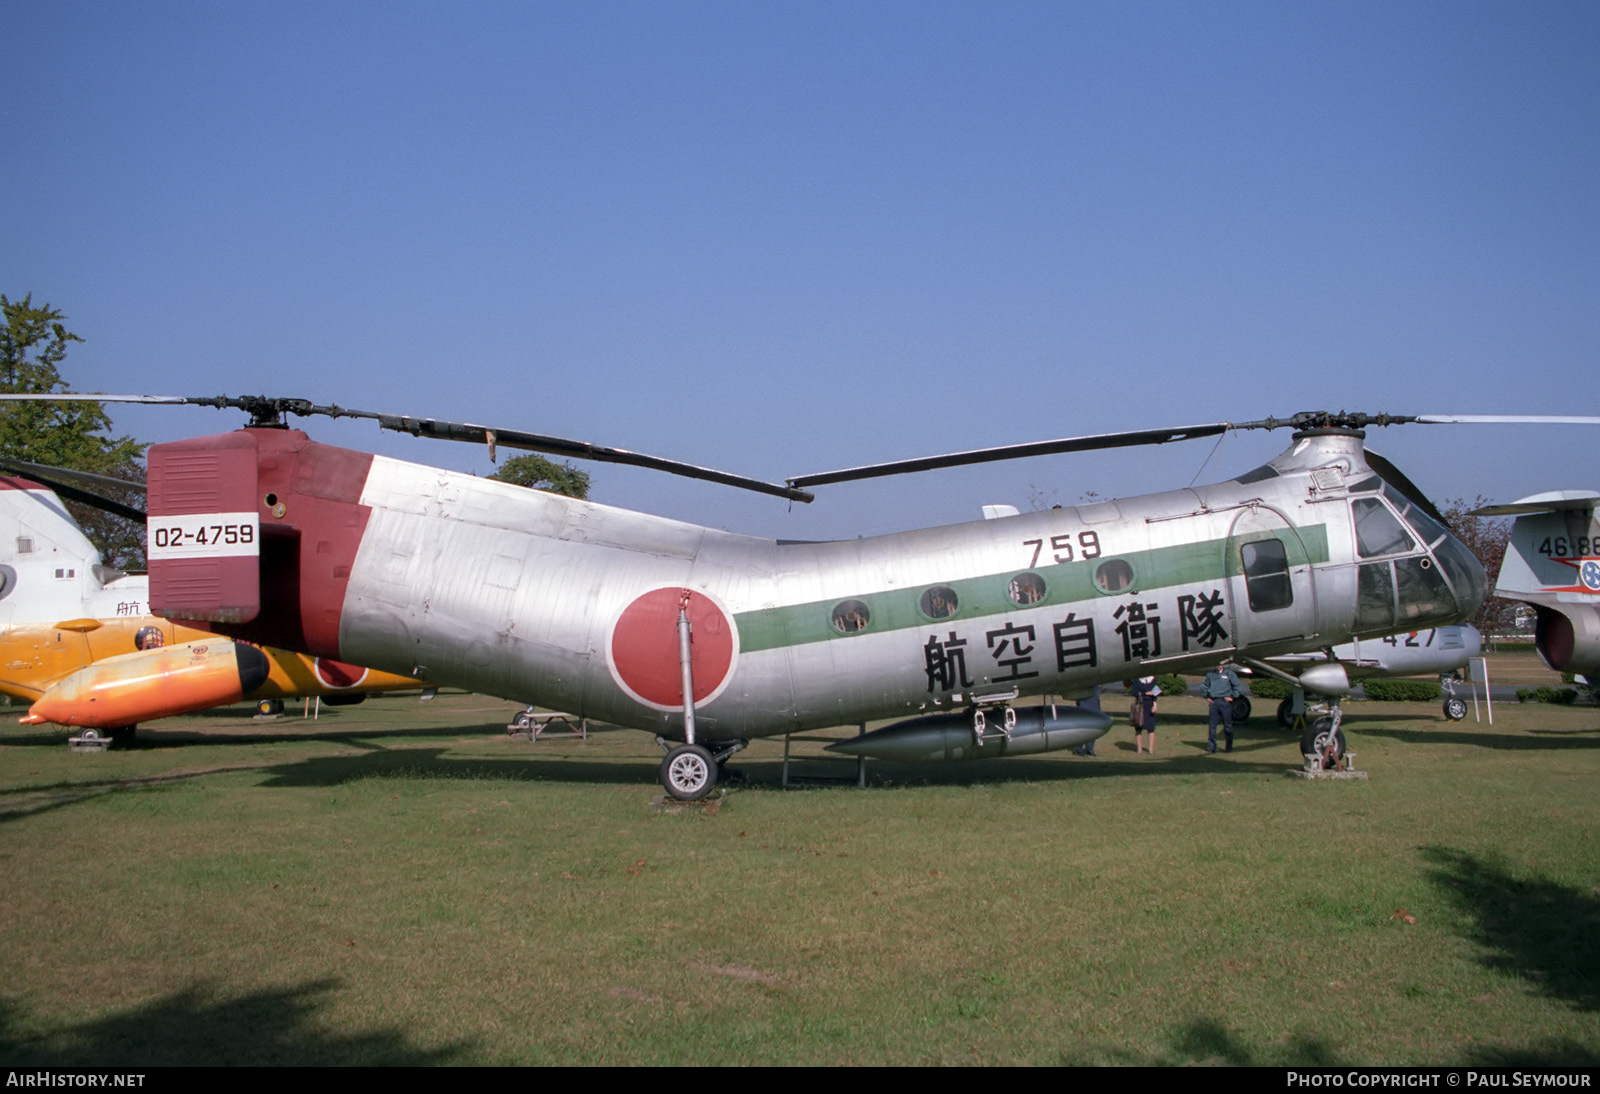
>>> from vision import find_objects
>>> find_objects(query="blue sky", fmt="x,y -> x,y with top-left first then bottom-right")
9,1 -> 1599,539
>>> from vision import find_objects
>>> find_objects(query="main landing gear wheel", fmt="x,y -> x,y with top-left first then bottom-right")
660,744 -> 717,801
257,698 -> 284,716
1277,698 -> 1295,728
1443,697 -> 1467,721
1233,695 -> 1252,723
1301,717 -> 1346,770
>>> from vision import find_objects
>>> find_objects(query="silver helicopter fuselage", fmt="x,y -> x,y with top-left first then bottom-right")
147,426 -> 1485,743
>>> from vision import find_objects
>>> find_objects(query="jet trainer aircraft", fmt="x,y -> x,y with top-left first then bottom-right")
0,474 -> 421,739
1472,490 -> 1600,684
1253,624 -> 1481,725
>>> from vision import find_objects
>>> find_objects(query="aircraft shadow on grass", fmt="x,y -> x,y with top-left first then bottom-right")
1356,723 -> 1600,753
0,979 -> 470,1066
246,738 -> 1296,792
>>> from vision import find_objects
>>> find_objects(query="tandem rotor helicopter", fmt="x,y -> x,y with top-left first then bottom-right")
9,396 -> 1596,798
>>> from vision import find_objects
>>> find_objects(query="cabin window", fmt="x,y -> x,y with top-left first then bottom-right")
1352,498 -> 1415,558
830,600 -> 871,634
1240,539 -> 1293,612
1008,572 -> 1046,606
1093,558 -> 1134,594
919,585 -> 959,620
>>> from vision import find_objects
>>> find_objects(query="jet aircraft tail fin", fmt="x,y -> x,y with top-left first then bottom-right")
1471,491 -> 1600,678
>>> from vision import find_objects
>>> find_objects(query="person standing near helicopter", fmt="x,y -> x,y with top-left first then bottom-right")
1201,661 -> 1243,753
1130,675 -> 1160,755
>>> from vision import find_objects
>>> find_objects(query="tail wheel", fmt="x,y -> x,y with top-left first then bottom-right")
1300,717 -> 1346,770
660,744 -> 717,801
1443,697 -> 1468,721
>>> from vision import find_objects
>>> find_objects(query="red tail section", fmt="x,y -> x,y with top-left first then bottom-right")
147,429 -> 375,659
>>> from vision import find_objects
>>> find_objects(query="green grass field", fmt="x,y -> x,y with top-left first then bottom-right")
1,669 -> 1596,1065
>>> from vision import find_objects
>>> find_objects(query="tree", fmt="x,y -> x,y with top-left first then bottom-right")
487,453 -> 590,499
0,294 -> 148,570
1440,495 -> 1517,634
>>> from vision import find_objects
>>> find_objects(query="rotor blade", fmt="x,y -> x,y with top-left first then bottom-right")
788,422 -> 1233,488
0,458 -> 146,494
0,394 -> 813,502
0,463 -> 146,522
0,394 -> 191,404
370,414 -> 815,502
1415,414 -> 1600,425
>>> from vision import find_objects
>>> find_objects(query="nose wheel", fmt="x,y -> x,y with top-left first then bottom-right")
1300,708 -> 1347,771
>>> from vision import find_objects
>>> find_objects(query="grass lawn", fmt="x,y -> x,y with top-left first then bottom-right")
1,684 -> 1596,1066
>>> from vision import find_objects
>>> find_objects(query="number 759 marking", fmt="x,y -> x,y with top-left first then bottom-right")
1023,531 -> 1102,568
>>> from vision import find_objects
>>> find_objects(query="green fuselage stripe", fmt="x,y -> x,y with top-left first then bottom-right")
734,524 -> 1330,654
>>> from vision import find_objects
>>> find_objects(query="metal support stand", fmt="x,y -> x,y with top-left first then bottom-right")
783,722 -> 868,788
506,707 -> 589,740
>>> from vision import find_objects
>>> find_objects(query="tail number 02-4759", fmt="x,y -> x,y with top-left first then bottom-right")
147,513 -> 260,559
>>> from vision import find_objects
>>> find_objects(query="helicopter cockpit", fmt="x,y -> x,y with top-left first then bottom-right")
1351,482 -> 1486,634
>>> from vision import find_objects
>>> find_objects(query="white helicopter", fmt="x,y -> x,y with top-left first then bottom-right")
10,398 -> 1588,798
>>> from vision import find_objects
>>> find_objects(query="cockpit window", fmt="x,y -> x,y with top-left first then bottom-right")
1385,486 -> 1450,548
1353,498 -> 1415,558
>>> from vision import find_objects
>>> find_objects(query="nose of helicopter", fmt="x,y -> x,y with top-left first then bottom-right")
1433,528 -> 1488,623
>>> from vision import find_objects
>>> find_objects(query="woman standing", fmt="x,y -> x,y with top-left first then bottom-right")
1131,676 -> 1161,755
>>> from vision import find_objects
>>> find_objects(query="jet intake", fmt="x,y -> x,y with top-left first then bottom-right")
1534,606 -> 1600,681
22,639 -> 271,729
826,705 -> 1110,763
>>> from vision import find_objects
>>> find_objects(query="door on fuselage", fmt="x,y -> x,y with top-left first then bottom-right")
1228,505 -> 1316,652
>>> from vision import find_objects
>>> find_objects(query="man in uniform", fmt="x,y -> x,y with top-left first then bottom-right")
1201,660 -> 1243,753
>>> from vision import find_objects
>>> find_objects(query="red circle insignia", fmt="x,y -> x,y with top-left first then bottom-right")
608,588 -> 737,710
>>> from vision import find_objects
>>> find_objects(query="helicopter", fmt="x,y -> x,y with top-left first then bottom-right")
0,468 -> 422,739
10,397 -> 1589,798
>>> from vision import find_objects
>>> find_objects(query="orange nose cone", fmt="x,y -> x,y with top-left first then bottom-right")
27,639 -> 256,729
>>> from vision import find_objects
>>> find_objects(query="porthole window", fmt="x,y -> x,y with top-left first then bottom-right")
1094,558 -> 1134,594
1008,572 -> 1046,605
919,585 -> 960,620
831,599 -> 871,634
